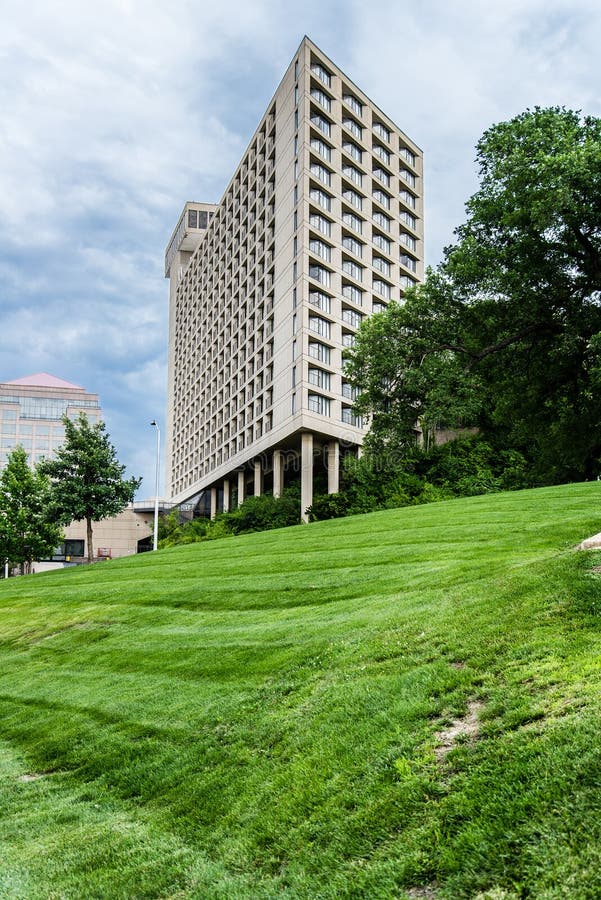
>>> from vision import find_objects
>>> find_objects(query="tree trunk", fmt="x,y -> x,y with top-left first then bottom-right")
87,517 -> 94,564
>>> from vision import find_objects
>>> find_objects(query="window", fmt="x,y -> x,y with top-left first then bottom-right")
342,307 -> 363,328
373,188 -> 391,209
310,162 -> 331,185
342,188 -> 363,210
342,116 -> 362,139
400,275 -> 417,290
311,112 -> 331,136
309,212 -> 332,236
308,393 -> 331,416
343,92 -> 363,115
400,145 -> 416,166
373,143 -> 390,165
400,210 -> 417,230
400,189 -> 416,209
310,137 -> 332,161
188,209 -> 198,228
308,264 -> 331,286
373,167 -> 390,187
311,62 -> 331,86
372,300 -> 386,313
54,539 -> 85,560
309,315 -> 331,338
342,283 -> 363,305
308,367 -> 331,390
309,290 -> 331,313
309,238 -> 332,261
342,234 -> 363,257
309,187 -> 332,211
342,210 -> 363,233
373,232 -> 391,254
373,278 -> 391,299
400,231 -> 417,251
373,256 -> 390,276
342,381 -> 360,401
400,168 -> 416,187
342,331 -> 356,348
400,254 -> 417,272
342,258 -> 363,281
342,164 -> 363,186
373,210 -> 391,231
373,121 -> 390,141
342,140 -> 362,162
342,406 -> 362,427
309,341 -> 331,363
311,87 -> 331,111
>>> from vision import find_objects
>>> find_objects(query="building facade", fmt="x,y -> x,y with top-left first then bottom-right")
165,36 -> 423,520
0,373 -> 152,568
0,373 -> 102,472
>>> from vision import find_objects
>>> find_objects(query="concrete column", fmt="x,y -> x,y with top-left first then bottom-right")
357,444 -> 363,460
210,486 -> 217,520
327,440 -> 340,494
254,459 -> 263,497
223,478 -> 230,513
237,470 -> 245,506
301,432 -> 314,523
273,449 -> 283,498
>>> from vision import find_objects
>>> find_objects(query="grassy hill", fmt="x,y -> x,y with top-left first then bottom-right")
2,483 -> 601,899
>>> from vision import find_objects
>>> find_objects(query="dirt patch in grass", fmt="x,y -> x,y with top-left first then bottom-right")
434,700 -> 483,761
406,885 -> 439,898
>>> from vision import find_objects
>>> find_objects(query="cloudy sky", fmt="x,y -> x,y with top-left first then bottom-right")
1,0 -> 600,497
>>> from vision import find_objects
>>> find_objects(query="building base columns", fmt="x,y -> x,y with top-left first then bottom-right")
273,449 -> 283,498
327,440 -> 339,494
254,459 -> 262,497
301,432 -> 314,523
223,478 -> 230,513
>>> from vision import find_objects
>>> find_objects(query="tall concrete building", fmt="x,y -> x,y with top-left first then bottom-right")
165,36 -> 423,520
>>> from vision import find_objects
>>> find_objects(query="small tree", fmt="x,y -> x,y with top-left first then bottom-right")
39,415 -> 142,563
0,446 -> 63,575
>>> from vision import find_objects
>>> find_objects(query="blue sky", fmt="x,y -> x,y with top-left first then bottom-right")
1,0 -> 600,497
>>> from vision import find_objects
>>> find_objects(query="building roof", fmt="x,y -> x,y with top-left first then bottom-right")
6,373 -> 86,390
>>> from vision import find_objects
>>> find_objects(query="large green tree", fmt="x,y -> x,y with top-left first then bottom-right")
0,446 -> 63,575
348,107 -> 601,482
39,415 -> 141,563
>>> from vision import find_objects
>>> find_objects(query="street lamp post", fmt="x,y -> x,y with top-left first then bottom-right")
150,420 -> 161,552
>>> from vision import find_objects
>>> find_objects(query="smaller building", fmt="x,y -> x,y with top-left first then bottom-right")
33,505 -> 155,573
0,373 -> 101,471
0,372 -> 157,574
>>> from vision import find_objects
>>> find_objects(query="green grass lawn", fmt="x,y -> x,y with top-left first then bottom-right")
2,483 -> 601,899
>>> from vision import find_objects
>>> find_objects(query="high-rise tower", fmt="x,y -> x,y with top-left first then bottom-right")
165,36 -> 423,519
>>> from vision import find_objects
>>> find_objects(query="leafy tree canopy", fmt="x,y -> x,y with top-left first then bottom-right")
348,107 -> 601,482
0,446 -> 63,574
39,414 -> 141,563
